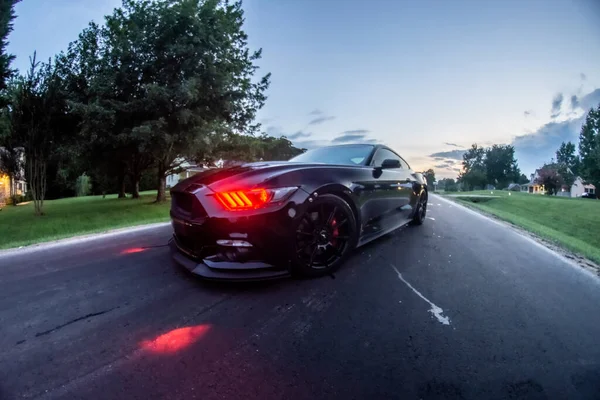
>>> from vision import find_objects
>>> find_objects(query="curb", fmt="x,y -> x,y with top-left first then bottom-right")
0,222 -> 171,257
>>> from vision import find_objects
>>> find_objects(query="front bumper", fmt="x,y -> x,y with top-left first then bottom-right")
169,237 -> 291,282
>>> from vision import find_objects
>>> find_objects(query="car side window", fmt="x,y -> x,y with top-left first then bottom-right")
371,149 -> 402,168
399,157 -> 410,170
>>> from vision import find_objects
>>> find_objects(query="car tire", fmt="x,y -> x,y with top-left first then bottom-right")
410,191 -> 427,226
292,194 -> 358,278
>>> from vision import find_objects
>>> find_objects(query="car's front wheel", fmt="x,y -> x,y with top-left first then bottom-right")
292,194 -> 358,277
411,190 -> 428,226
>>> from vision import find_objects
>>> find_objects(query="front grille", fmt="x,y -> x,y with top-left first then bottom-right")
171,192 -> 206,218
174,234 -> 217,259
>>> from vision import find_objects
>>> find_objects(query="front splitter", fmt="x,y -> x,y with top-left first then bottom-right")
169,239 -> 291,282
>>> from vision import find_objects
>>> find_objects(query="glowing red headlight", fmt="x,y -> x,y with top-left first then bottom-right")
215,187 -> 297,211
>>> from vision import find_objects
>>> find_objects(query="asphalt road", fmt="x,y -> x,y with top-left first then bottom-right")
1,194 -> 600,400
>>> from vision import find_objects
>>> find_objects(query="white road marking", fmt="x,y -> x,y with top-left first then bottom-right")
390,264 -> 451,326
427,217 -> 435,220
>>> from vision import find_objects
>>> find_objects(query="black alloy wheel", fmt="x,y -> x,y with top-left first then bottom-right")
293,194 -> 357,277
411,191 -> 427,226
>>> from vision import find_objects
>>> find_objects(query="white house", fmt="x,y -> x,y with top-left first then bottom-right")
166,159 -> 211,188
0,148 -> 27,205
570,176 -> 596,197
520,171 -> 545,194
520,169 -> 595,197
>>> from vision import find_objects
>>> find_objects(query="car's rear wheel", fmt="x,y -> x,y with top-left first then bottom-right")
411,190 -> 427,226
292,194 -> 357,277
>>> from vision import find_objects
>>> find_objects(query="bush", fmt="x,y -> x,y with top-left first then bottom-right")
9,194 -> 25,205
75,173 -> 92,197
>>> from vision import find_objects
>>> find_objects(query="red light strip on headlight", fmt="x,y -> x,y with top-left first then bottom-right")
215,188 -> 272,210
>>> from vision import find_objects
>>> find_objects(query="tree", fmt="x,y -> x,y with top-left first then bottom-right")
458,143 -> 521,190
0,0 -> 20,106
458,144 -> 487,190
555,141 -> 580,176
9,53 -> 72,215
422,168 -> 435,187
484,144 -> 520,189
535,163 -> 564,195
578,105 -> 600,189
98,0 -> 270,203
438,178 -> 457,192
518,173 -> 529,184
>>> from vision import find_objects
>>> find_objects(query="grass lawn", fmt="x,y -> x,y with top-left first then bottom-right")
445,190 -> 600,264
0,191 -> 170,250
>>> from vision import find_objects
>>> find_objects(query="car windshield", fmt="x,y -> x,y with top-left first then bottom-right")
288,145 -> 374,166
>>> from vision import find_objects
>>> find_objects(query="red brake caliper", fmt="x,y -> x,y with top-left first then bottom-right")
331,218 -> 339,244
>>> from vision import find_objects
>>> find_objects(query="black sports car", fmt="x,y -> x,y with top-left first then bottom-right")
169,143 -> 428,281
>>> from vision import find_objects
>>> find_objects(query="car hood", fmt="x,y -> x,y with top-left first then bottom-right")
171,161 -> 329,192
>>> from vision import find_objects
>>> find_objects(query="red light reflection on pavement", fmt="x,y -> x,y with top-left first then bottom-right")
121,247 -> 146,255
140,325 -> 211,354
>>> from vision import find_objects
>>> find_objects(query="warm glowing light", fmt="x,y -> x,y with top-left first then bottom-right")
121,247 -> 146,254
140,325 -> 211,354
216,188 -> 272,210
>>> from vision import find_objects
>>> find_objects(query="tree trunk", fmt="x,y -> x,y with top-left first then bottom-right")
132,178 -> 140,199
8,175 -> 15,205
117,166 -> 127,199
156,163 -> 167,203
29,150 -> 46,216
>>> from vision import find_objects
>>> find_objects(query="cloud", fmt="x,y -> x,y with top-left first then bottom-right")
293,139 -> 331,150
434,164 -> 448,169
309,109 -> 323,116
332,133 -> 368,143
428,149 -> 466,160
580,73 -> 587,81
510,87 -> 600,175
570,95 -> 579,110
287,131 -> 312,140
524,110 -> 533,117
551,93 -> 563,118
309,116 -> 336,125
444,142 -> 462,148
341,129 -> 370,135
579,88 -> 600,111
513,115 -> 585,175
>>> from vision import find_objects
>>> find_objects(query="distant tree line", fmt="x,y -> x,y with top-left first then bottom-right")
456,144 -> 523,191
0,0 -> 303,214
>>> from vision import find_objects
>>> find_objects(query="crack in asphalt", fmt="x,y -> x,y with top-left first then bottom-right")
30,294 -> 238,400
35,306 -> 120,337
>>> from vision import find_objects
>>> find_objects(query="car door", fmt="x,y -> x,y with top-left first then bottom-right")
369,148 -> 415,222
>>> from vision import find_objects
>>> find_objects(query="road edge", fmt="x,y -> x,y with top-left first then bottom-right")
436,194 -> 600,277
0,222 -> 171,257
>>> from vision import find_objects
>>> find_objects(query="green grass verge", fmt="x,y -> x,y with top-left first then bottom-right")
0,191 -> 170,250
446,190 -> 600,264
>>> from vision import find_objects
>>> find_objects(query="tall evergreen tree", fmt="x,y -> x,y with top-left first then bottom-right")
0,0 -> 20,103
578,105 -> 600,188
555,141 -> 580,176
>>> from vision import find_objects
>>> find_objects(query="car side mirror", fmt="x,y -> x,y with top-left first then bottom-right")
381,159 -> 401,169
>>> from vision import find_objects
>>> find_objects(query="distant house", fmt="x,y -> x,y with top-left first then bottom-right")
0,148 -> 27,206
166,159 -> 211,188
520,169 -> 595,197
570,176 -> 596,198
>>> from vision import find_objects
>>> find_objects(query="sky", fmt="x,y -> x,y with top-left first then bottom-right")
7,0 -> 600,178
